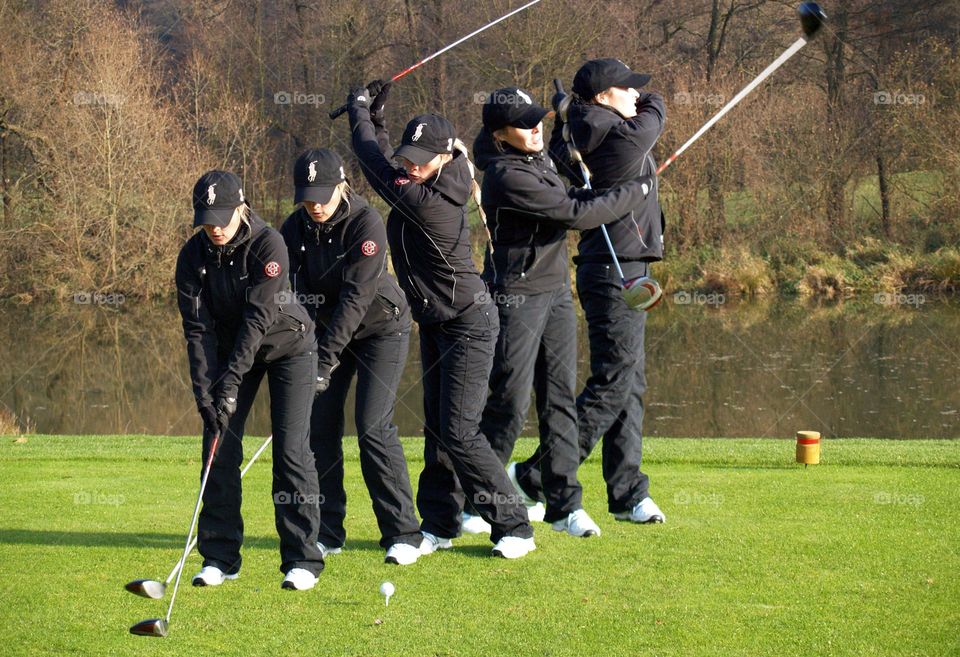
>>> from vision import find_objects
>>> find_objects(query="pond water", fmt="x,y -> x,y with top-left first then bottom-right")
1,298 -> 957,439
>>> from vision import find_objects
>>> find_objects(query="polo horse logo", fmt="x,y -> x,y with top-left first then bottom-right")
412,123 -> 427,142
307,161 -> 318,183
206,184 -> 217,205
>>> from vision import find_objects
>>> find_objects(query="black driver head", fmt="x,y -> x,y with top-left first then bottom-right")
798,2 -> 827,38
129,618 -> 169,638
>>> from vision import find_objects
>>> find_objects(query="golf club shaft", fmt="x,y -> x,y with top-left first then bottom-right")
165,432 -> 221,624
657,36 -> 808,175
160,434 -> 273,586
553,79 -> 627,283
328,0 -> 543,119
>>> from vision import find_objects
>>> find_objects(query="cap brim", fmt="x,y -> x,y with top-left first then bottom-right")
295,185 -> 337,205
394,144 -> 439,166
618,72 -> 651,89
193,206 -> 236,228
508,106 -> 550,129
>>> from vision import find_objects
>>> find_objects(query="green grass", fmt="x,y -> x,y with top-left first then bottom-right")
1,436 -> 958,657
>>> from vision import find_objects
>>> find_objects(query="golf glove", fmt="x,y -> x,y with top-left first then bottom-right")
368,80 -> 392,126
215,396 -> 237,436
347,86 -> 371,110
315,376 -> 330,395
199,403 -> 219,437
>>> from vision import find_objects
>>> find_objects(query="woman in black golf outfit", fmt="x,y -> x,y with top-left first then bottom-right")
346,82 -> 535,559
467,87 -> 653,538
175,170 -> 324,591
279,148 -> 423,566
547,59 -> 667,524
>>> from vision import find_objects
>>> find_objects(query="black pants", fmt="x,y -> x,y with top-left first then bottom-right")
198,349 -> 324,576
416,305 -> 533,543
310,329 -> 422,549
479,287 -> 582,522
523,262 -> 651,513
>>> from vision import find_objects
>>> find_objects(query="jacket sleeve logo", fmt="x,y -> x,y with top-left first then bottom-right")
264,261 -> 281,277
394,177 -> 410,186
361,240 -> 378,256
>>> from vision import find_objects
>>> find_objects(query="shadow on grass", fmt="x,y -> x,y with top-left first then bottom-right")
0,529 -> 384,553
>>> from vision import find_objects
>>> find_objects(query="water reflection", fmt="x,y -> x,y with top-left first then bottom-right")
2,299 -> 957,438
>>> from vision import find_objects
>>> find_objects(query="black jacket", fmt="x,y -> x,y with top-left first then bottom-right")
473,129 -> 653,295
549,92 -> 666,264
348,103 -> 487,325
280,196 -> 411,378
175,212 -> 316,409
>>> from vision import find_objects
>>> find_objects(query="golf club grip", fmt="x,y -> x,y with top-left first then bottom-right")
328,103 -> 348,120
553,78 -> 564,94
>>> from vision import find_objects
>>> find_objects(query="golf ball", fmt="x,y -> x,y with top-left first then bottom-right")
380,581 -> 395,597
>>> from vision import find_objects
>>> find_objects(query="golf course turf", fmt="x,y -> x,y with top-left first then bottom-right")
2,436 -> 957,656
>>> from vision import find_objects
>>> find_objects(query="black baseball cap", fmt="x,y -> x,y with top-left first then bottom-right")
482,87 -> 550,132
192,170 -> 246,227
294,149 -> 346,204
394,114 -> 456,165
572,58 -> 651,99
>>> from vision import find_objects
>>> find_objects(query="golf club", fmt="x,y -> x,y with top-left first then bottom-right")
553,78 -> 663,312
129,431 -> 222,638
125,433 -> 273,600
656,2 -> 827,175
328,0 -> 543,119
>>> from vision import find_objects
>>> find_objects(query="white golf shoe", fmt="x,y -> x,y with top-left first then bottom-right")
461,512 -> 492,534
419,531 -> 453,555
526,502 -> 546,523
491,536 -> 536,559
614,497 -> 666,524
506,462 -> 546,522
191,565 -> 238,587
385,542 -> 421,566
281,568 -> 317,591
316,541 -> 343,558
551,508 -> 602,537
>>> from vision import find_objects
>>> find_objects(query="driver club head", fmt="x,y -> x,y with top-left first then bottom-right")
129,618 -> 169,638
125,579 -> 166,599
622,276 -> 663,312
798,2 -> 827,38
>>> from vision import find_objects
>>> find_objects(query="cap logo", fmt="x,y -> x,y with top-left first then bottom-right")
516,89 -> 532,104
307,161 -> 318,183
339,166 -> 345,180
238,188 -> 244,203
412,123 -> 427,142
206,184 -> 217,205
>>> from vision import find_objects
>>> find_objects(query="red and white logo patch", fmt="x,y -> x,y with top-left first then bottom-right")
360,240 -> 378,257
264,261 -> 281,278
394,177 -> 410,186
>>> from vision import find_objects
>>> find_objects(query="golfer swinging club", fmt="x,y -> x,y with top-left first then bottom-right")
464,87 -> 653,537
346,81 -> 535,559
175,171 -> 325,591
280,148 -> 424,566
543,59 -> 668,524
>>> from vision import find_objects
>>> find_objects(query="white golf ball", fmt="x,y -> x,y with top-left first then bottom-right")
380,581 -> 395,597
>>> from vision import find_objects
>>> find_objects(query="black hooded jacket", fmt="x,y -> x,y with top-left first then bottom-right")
549,91 -> 666,264
280,195 -> 411,378
348,102 -> 487,325
473,129 -> 653,294
175,211 -> 316,410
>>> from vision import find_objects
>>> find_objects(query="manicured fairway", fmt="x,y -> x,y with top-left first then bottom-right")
1,436 -> 957,656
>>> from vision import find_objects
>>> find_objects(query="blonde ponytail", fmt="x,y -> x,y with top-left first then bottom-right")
453,138 -> 493,254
